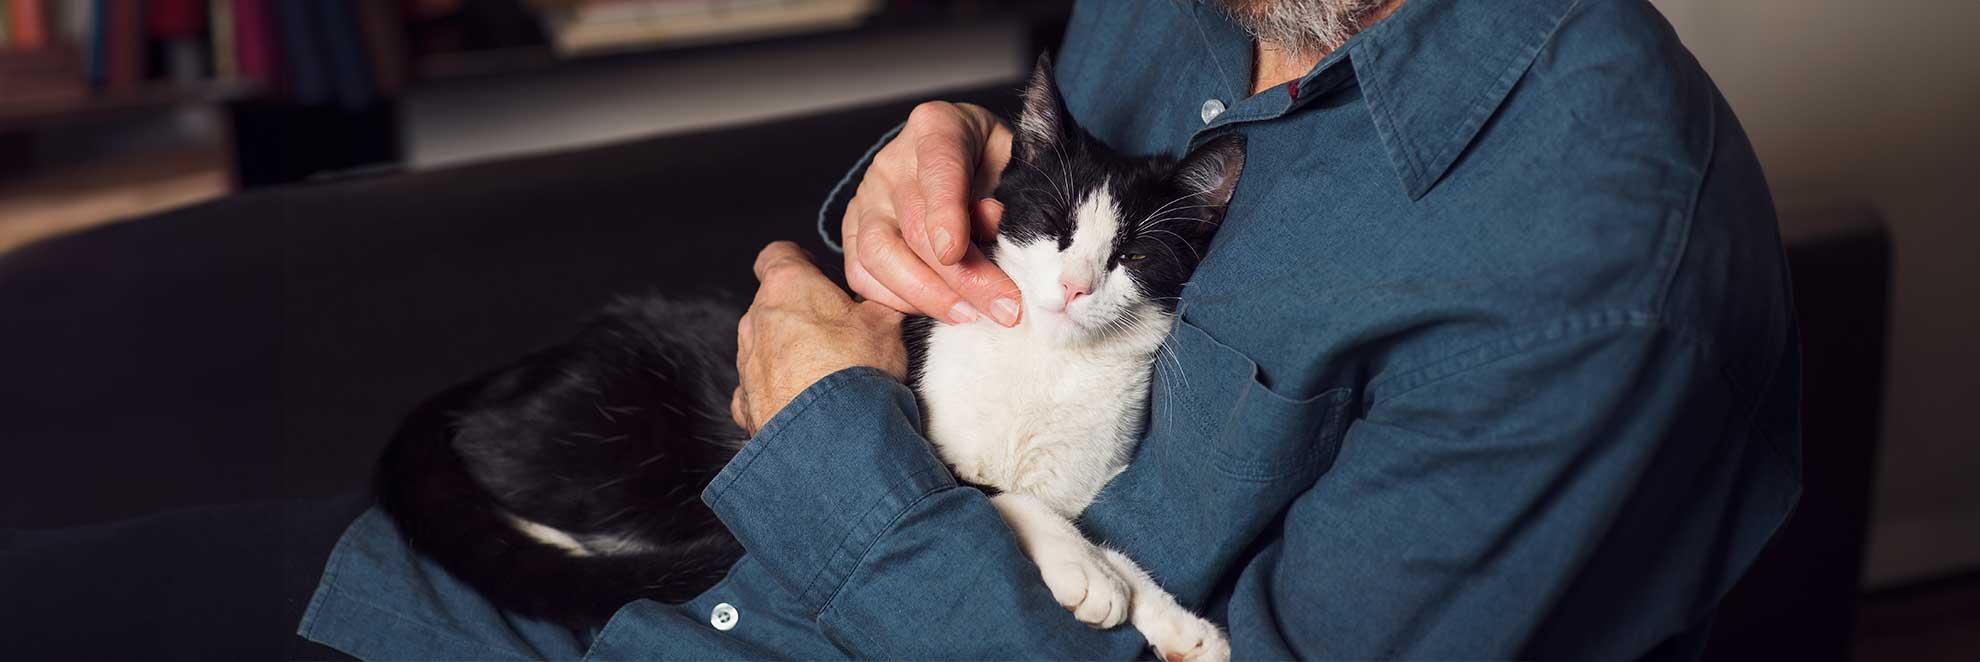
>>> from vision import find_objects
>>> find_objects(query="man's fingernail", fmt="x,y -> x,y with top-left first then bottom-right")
934,227 -> 954,256
992,298 -> 1021,326
949,301 -> 980,324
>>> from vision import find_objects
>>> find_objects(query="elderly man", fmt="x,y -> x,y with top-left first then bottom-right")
290,0 -> 1797,658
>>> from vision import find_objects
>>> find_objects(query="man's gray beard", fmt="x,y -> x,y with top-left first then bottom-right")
1212,0 -> 1391,56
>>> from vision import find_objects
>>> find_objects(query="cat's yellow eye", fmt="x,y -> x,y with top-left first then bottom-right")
1123,253 -> 1148,262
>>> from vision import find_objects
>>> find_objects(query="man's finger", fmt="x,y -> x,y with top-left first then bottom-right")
847,258 -> 917,313
964,110 -> 1013,242
857,218 -> 978,324
937,243 -> 1023,327
909,106 -> 982,267
730,386 -> 751,433
971,198 -> 1005,243
751,241 -> 815,282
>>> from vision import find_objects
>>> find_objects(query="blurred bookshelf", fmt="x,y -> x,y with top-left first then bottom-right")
413,0 -> 1071,80
0,0 -> 1068,189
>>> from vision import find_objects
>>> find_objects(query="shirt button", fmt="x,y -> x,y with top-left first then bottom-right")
1200,98 -> 1226,124
710,602 -> 739,631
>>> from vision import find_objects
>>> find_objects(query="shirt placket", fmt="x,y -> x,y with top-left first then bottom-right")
1188,52 -> 1358,150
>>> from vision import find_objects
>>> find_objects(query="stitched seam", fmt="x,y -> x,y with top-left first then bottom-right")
813,485 -> 960,616
331,593 -> 537,659
704,368 -> 876,504
797,462 -> 952,614
1212,387 -> 1354,482
1422,17 -> 1536,193
1367,309 -> 1661,407
1653,89 -> 1718,317
1357,45 -> 1427,195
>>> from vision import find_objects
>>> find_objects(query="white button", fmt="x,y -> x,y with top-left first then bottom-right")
1200,98 -> 1226,124
710,602 -> 739,631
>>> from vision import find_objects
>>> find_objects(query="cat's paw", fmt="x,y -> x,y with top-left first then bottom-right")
1143,610 -> 1230,662
951,460 -> 991,486
1038,546 -> 1131,628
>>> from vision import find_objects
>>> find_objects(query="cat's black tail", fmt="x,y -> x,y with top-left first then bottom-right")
375,296 -> 748,627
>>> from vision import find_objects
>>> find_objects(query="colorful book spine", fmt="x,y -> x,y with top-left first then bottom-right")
55,0 -> 91,48
102,0 -> 142,89
145,0 -> 202,39
270,0 -> 327,104
310,0 -> 374,108
85,0 -> 104,84
233,0 -> 278,84
9,0 -> 51,51
210,0 -> 235,78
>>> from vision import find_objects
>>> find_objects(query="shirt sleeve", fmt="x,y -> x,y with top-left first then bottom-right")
700,367 -> 1149,659
1228,315 -> 1798,659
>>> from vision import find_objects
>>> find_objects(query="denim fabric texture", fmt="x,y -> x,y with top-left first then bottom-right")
299,0 -> 1801,658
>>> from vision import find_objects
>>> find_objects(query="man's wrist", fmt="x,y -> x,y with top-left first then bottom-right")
702,365 -> 954,613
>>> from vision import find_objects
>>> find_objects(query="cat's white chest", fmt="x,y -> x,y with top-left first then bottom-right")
915,318 -> 1166,516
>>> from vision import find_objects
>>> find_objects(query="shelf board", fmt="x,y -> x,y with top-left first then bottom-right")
0,79 -> 264,131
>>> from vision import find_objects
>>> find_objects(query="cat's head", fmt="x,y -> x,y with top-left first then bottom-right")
990,55 -> 1246,346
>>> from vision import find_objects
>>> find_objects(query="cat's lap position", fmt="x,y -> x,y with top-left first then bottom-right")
377,56 -> 1245,661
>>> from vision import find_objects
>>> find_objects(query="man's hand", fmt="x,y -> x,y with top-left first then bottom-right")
843,101 -> 1023,327
732,242 -> 909,435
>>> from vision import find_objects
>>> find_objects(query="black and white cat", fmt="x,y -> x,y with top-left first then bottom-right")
378,56 -> 1243,661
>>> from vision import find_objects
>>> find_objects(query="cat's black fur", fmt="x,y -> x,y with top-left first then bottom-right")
376,297 -> 748,626
376,55 -> 1243,629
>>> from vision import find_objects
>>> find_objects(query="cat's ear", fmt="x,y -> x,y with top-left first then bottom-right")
1174,133 -> 1247,209
1015,53 -> 1070,162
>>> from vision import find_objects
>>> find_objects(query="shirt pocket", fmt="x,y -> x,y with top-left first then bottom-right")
1147,319 -> 1355,485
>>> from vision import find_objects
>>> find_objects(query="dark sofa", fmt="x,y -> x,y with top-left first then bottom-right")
0,83 -> 1886,661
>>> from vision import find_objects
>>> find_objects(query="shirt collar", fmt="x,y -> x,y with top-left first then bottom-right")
1343,0 -> 1579,199
1187,0 -> 1579,200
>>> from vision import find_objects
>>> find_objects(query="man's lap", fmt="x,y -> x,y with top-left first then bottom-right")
298,508 -> 590,660
299,505 -> 853,660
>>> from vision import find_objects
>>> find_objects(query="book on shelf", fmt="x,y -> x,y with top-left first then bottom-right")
209,0 -> 235,77
233,0 -> 281,85
2,0 -> 416,117
534,0 -> 883,57
101,0 -> 143,90
8,0 -> 51,51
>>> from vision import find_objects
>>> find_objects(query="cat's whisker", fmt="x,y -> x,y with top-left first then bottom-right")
1138,191 -> 1202,226
1145,237 -> 1185,265
1141,229 -> 1204,261
1051,140 -> 1076,208
1013,157 -> 1071,208
1140,209 -> 1221,229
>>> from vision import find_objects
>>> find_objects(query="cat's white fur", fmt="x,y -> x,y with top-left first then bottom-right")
917,184 -> 1230,662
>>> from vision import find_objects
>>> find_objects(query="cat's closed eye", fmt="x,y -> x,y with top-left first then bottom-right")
1122,253 -> 1148,262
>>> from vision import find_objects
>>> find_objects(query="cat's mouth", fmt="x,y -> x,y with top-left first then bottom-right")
1028,298 -> 1152,345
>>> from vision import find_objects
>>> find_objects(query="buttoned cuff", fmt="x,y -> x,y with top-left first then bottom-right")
701,366 -> 956,615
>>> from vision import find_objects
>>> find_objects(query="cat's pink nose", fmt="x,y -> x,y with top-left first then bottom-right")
1061,280 -> 1091,306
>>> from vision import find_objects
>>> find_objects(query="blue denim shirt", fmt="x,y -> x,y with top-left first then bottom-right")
299,0 -> 1800,658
